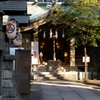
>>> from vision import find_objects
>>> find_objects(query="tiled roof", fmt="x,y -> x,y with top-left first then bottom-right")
0,1 -> 27,11
3,15 -> 30,25
27,2 -> 51,23
27,2 -> 62,23
2,2 -> 62,25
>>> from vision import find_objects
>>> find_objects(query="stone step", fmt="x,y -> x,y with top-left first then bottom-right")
32,72 -> 79,81
32,65 -> 69,72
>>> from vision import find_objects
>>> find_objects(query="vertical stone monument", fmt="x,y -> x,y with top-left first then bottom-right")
15,50 -> 31,94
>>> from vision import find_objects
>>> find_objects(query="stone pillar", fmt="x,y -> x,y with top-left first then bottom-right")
0,9 -> 4,100
3,55 -> 21,100
70,38 -> 77,71
15,50 -> 31,94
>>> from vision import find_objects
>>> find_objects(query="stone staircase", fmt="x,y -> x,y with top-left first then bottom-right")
32,72 -> 78,81
31,64 -> 80,81
35,64 -> 71,72
31,64 -> 92,81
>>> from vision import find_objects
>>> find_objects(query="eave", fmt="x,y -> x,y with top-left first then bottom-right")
2,1 -> 63,32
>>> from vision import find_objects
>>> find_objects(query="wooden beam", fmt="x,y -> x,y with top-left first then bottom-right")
20,17 -> 46,32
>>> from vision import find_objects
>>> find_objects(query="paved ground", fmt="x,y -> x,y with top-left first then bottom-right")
82,80 -> 100,96
28,80 -> 100,100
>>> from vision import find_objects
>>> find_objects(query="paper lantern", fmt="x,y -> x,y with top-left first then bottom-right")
13,33 -> 22,46
6,19 -> 18,39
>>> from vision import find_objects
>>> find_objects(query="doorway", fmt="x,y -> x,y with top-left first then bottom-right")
39,30 -> 69,63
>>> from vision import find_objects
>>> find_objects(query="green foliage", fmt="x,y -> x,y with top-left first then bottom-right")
46,0 -> 100,47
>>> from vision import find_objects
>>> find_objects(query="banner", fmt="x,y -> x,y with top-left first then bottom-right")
31,42 -> 39,64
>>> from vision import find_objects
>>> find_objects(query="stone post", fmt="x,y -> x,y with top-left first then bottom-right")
0,9 -> 4,100
15,50 -> 31,94
70,38 -> 77,71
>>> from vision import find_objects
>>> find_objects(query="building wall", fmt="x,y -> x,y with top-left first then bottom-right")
22,34 -> 31,50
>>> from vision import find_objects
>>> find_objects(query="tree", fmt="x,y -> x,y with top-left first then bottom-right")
46,0 -> 100,81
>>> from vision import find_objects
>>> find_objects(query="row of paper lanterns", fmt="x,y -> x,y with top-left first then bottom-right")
6,19 -> 22,46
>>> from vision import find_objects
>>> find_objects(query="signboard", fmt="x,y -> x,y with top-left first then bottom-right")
31,42 -> 39,64
10,47 -> 24,55
82,56 -> 90,63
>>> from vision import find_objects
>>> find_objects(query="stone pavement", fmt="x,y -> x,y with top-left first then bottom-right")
29,80 -> 100,100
